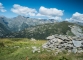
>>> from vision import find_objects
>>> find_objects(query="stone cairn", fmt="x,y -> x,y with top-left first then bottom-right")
42,25 -> 83,53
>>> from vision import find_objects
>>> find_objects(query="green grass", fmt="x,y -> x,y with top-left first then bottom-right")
0,38 -> 83,60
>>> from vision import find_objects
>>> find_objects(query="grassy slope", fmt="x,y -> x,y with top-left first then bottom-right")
13,21 -> 75,39
0,38 -> 83,60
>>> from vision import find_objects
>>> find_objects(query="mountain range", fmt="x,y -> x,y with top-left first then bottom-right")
4,21 -> 83,39
0,15 -> 57,38
0,15 -> 83,39
1,15 -> 57,32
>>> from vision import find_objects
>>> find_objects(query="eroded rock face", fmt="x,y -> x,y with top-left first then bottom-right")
69,25 -> 83,37
42,25 -> 83,53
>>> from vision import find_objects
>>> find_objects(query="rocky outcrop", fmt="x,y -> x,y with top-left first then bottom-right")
42,25 -> 83,53
69,25 -> 83,37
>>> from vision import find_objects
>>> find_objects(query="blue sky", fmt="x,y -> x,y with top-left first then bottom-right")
0,0 -> 83,21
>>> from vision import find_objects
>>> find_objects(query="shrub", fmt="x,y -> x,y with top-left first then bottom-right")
59,56 -> 68,60
0,42 -> 4,47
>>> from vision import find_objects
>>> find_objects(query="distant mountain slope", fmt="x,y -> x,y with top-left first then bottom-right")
0,15 -> 57,32
0,15 -> 83,32
7,15 -> 57,32
0,16 -> 11,37
0,15 -> 83,39
0,23 -> 10,37
7,21 -> 83,39
0,16 -> 9,29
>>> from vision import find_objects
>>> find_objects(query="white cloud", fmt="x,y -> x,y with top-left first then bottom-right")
39,6 -> 63,16
11,4 -> 37,16
0,3 -> 3,9
11,5 -> 63,20
66,12 -> 83,22
36,13 -> 44,16
0,2 -> 7,12
36,6 -> 64,20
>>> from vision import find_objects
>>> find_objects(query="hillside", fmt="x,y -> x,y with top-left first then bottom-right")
6,21 -> 83,39
0,23 -> 10,37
